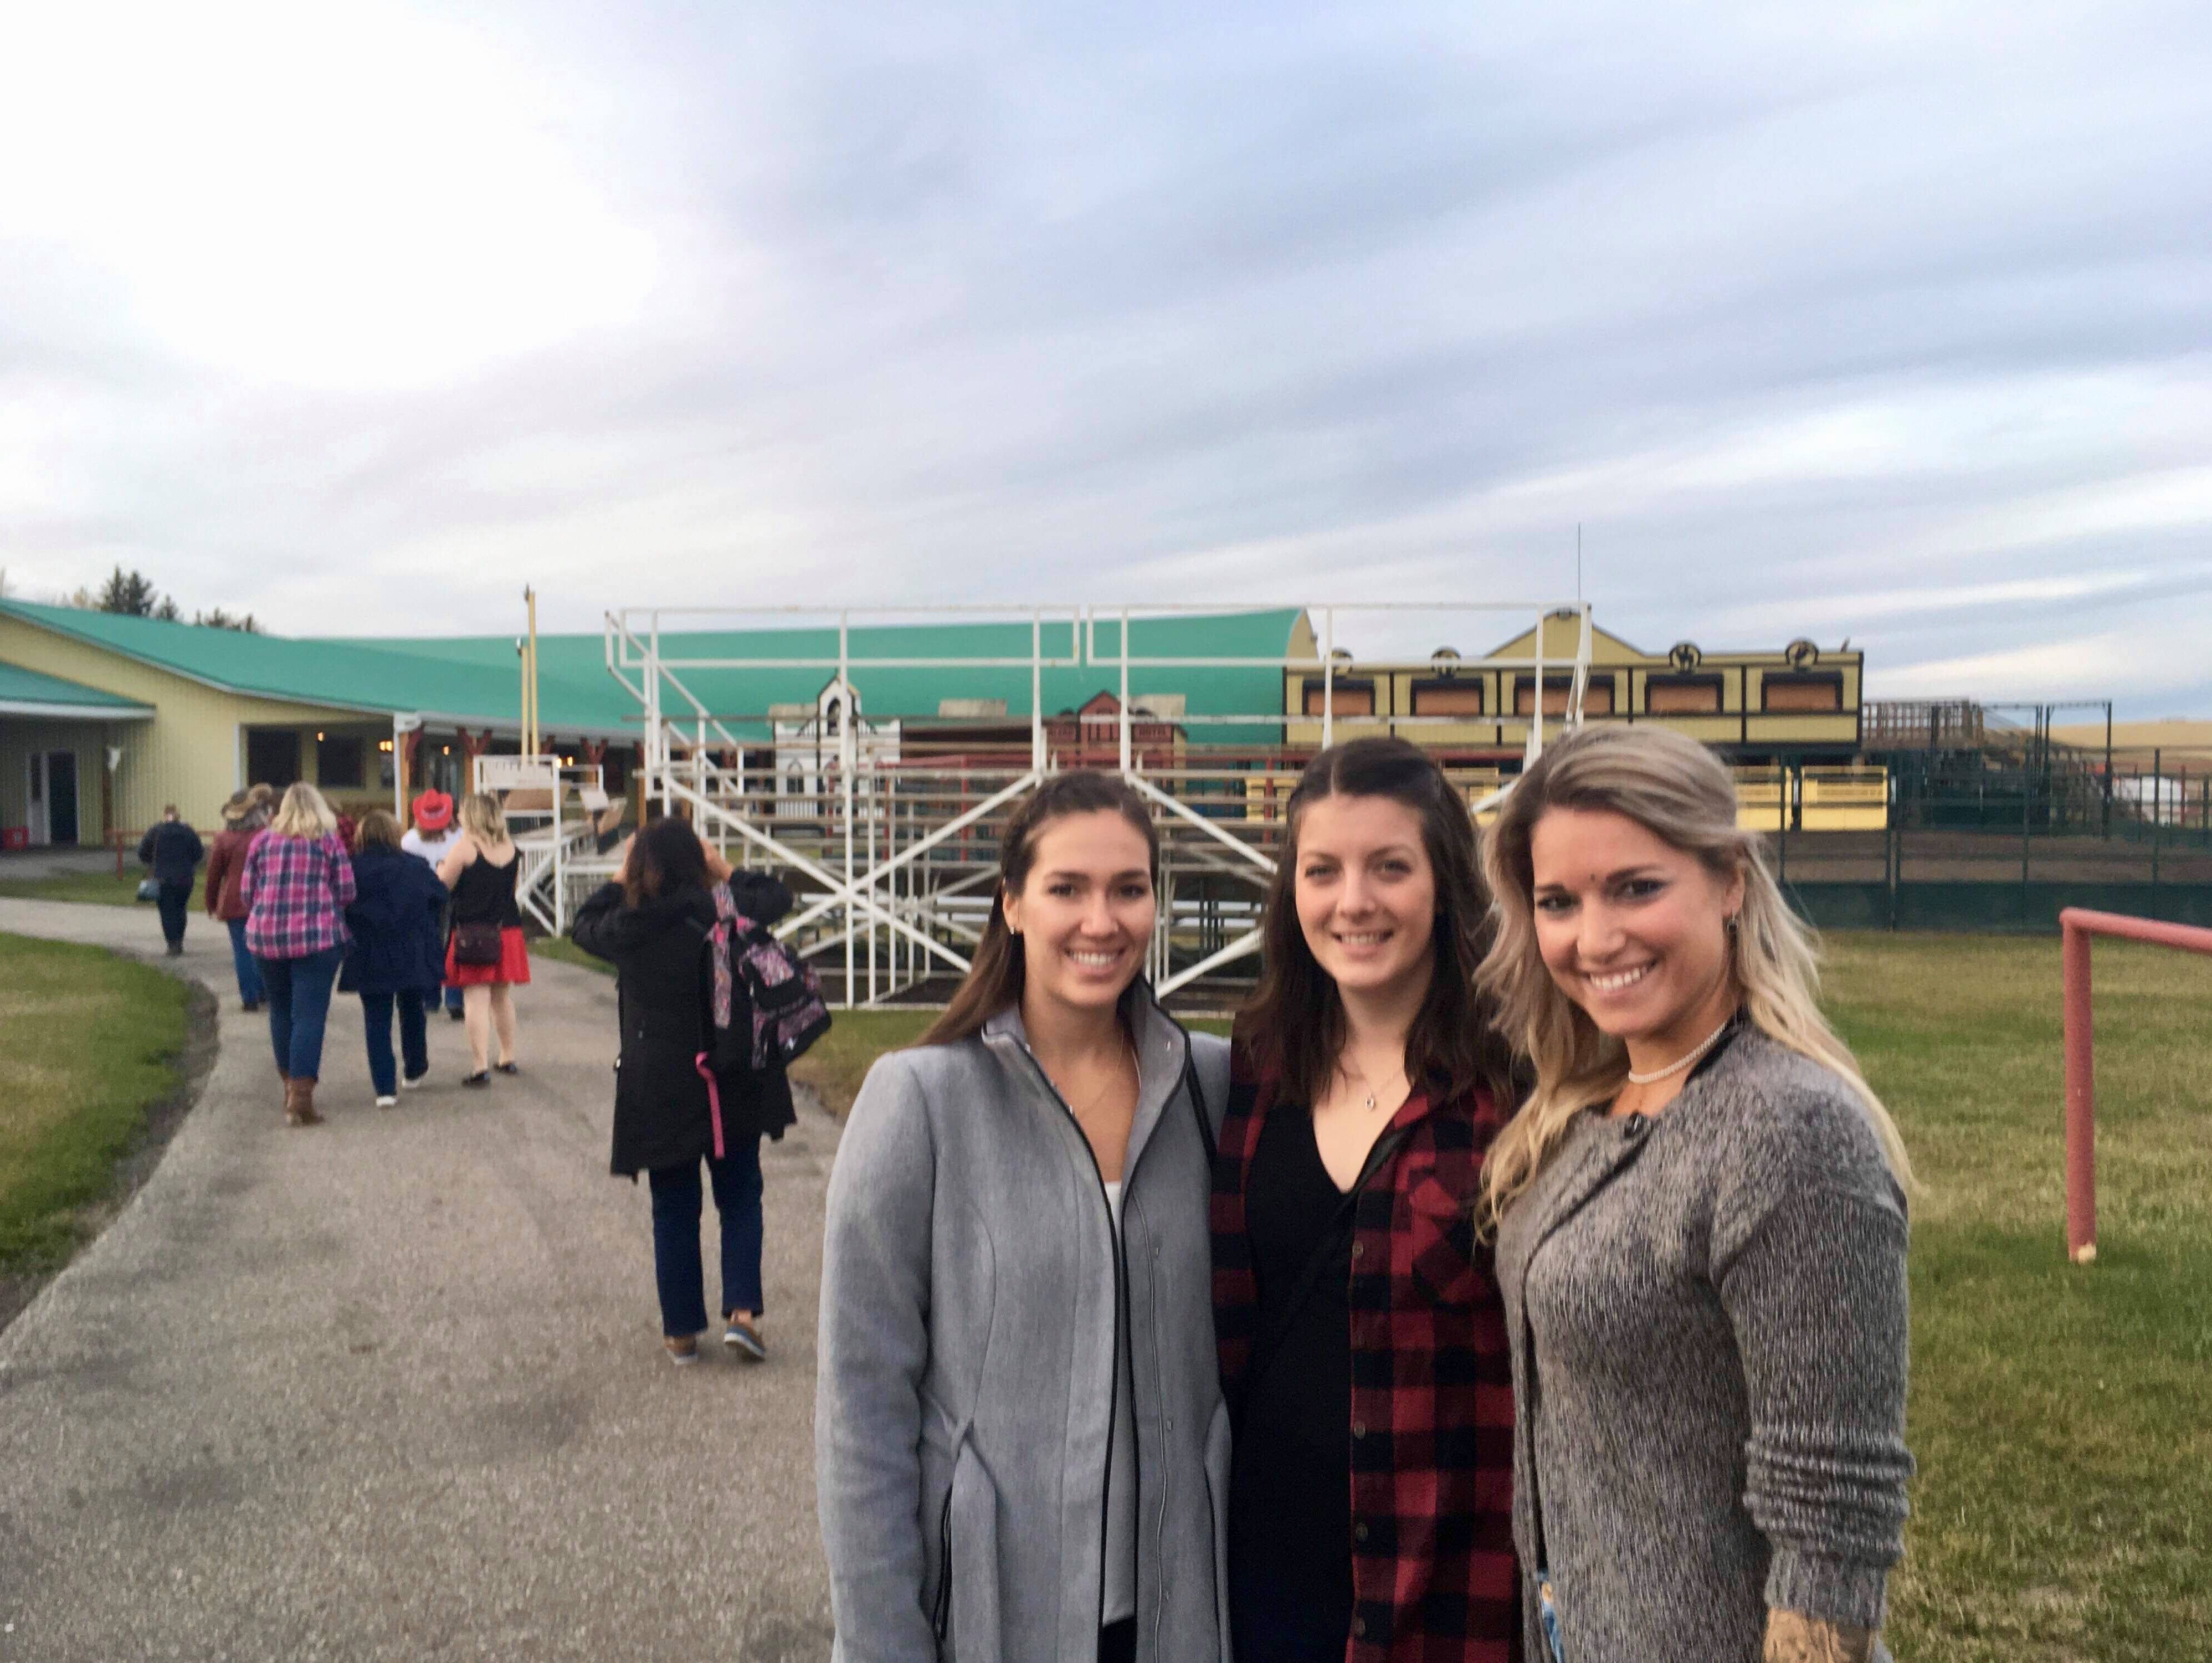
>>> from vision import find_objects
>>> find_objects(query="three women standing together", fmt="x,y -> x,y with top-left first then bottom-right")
818,729 -> 1913,1663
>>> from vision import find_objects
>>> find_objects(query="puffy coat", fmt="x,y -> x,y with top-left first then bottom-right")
571,871 -> 799,1178
338,843 -> 449,996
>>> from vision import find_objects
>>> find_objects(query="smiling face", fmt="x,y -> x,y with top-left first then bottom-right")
1292,792 -> 1439,1004
1527,805 -> 1744,1049
1002,809 -> 1157,1020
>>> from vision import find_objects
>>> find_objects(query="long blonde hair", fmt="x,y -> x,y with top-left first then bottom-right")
1475,725 -> 1912,1225
268,781 -> 337,840
459,791 -> 509,845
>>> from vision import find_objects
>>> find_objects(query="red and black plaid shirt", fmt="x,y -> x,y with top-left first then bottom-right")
1212,1044 -> 1518,1662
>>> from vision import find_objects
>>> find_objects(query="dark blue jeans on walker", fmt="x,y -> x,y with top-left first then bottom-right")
359,989 -> 428,1096
257,945 -> 345,1080
224,920 -> 265,1004
648,1139 -> 765,1337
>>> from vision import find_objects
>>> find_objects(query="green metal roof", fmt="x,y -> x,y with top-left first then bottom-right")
332,609 -> 1308,742
0,659 -> 155,716
2,599 -> 1305,743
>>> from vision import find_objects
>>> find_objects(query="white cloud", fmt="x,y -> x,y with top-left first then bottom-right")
0,0 -> 657,389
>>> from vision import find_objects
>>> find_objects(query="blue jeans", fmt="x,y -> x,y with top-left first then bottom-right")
360,989 -> 429,1097
224,920 -> 266,1004
647,1139 -> 765,1336
257,945 -> 345,1081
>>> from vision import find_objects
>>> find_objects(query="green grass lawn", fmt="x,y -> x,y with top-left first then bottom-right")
1821,932 -> 2212,1661
0,868 -> 203,907
0,932 -> 192,1270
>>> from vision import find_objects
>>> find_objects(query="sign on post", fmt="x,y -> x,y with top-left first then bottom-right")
474,756 -> 561,793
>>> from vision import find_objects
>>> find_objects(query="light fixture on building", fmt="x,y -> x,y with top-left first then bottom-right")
378,740 -> 394,753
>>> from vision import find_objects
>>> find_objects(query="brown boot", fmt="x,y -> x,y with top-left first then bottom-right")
285,1076 -> 323,1127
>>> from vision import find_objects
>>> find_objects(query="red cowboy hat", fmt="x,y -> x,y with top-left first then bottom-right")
412,789 -> 454,832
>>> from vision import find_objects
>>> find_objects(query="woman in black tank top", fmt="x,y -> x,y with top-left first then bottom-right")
435,792 -> 532,1085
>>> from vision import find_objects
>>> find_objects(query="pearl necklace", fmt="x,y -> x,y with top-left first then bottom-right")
1624,1014 -> 1736,1086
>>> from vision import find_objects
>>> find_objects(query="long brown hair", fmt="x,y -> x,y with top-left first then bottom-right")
1235,737 -> 1517,1108
622,817 -> 710,909
917,771 -> 1160,1047
1475,723 -> 1912,1225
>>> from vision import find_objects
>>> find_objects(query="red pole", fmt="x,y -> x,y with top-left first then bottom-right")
2060,914 -> 2097,1264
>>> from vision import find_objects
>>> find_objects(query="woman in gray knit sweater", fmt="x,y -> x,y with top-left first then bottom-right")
1477,725 -> 1915,1663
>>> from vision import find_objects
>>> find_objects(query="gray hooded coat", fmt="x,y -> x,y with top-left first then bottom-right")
817,989 -> 1232,1663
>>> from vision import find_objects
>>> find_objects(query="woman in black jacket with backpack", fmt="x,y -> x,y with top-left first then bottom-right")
572,817 -> 798,1367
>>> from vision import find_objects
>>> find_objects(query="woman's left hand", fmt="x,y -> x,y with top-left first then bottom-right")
1764,1610 -> 1875,1662
702,843 -> 735,884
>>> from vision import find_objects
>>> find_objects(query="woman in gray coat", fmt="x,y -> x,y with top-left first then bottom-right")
818,772 -> 1231,1663
1476,725 -> 1916,1663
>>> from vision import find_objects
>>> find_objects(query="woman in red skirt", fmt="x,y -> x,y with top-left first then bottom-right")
437,791 -> 531,1086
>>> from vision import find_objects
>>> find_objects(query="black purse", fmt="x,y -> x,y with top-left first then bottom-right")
452,921 -> 504,966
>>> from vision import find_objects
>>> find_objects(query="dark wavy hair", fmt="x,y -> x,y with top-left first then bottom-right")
622,815 -> 711,909
1235,736 -> 1517,1108
918,771 -> 1161,1047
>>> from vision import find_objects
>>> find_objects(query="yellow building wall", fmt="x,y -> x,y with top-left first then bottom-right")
0,615 -> 384,838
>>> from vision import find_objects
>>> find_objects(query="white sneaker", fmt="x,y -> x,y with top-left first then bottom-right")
375,1095 -> 398,1108
400,1071 -> 428,1091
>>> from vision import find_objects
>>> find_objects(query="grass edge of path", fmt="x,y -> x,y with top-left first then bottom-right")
0,933 -> 219,1334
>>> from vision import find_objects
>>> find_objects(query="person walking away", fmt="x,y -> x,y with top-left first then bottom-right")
1480,723 -> 1914,1663
571,820 -> 799,1364
818,771 -> 1233,1663
241,782 -> 356,1127
1214,737 -> 1521,1663
437,792 -> 529,1086
203,792 -> 266,1008
401,789 -> 466,1022
138,805 -> 204,957
340,809 -> 448,1107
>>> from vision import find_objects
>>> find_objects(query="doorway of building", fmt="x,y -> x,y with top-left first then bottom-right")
247,728 -> 302,791
27,750 -> 79,845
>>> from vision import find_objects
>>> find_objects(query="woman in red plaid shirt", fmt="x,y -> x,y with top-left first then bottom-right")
1214,737 -> 1521,1663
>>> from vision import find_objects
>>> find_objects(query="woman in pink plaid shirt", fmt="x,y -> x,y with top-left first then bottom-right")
242,782 -> 357,1127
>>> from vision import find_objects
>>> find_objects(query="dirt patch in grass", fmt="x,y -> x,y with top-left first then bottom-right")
0,935 -> 218,1334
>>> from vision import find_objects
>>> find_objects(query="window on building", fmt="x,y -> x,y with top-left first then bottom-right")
1410,679 -> 1484,717
1645,674 -> 1724,715
1515,675 -> 1613,716
1761,673 -> 1844,714
1303,679 -> 1375,717
247,728 -> 301,789
319,735 -> 366,788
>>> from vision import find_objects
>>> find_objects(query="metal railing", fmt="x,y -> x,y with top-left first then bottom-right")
604,603 -> 1593,1007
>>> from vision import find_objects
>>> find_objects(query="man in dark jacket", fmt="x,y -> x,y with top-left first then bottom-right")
138,805 -> 206,957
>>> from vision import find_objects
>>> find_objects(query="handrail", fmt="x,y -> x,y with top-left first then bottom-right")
2058,906 -> 2212,1263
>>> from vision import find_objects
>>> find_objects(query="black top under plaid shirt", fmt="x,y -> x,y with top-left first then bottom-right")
1213,1043 -> 1518,1663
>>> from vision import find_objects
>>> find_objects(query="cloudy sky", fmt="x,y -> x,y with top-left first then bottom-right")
2,1 -> 2208,711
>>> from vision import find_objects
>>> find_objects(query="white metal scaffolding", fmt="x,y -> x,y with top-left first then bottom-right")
594,603 -> 1592,1009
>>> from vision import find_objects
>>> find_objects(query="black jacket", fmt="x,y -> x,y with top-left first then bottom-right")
338,844 -> 449,996
138,820 -> 204,886
571,874 -> 799,1178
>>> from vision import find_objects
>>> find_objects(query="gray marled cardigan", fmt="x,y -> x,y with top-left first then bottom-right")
1494,1029 -> 1912,1663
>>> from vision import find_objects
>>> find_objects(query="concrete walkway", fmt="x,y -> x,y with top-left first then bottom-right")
0,900 -> 839,1661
